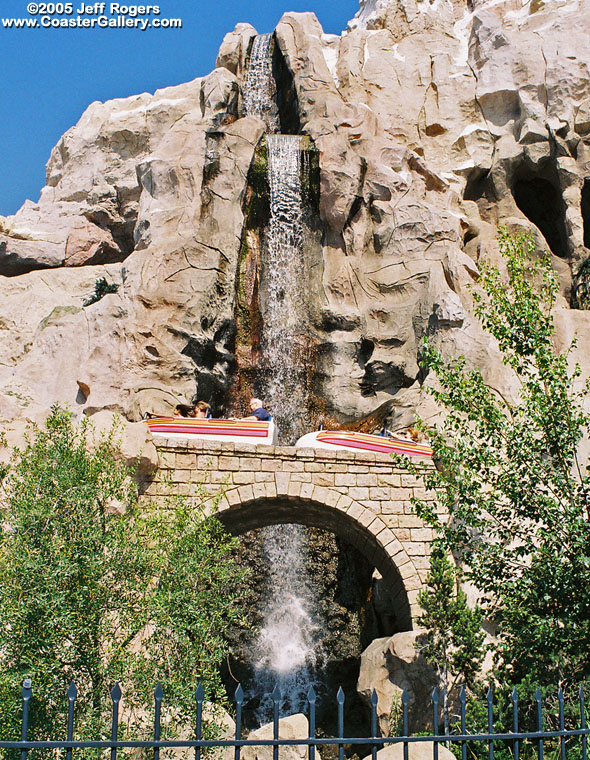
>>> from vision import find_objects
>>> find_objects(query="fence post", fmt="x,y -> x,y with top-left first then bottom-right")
307,686 -> 316,760
195,683 -> 204,760
20,678 -> 32,760
110,682 -> 121,760
66,681 -> 77,760
153,683 -> 163,760
511,687 -> 519,760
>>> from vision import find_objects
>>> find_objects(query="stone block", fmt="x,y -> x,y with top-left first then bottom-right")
357,474 -> 378,487
380,500 -> 403,515
369,487 -> 389,500
255,472 -> 274,482
324,489 -> 341,507
348,465 -> 369,474
346,502 -> 364,520
375,527 -> 396,546
275,472 -> 291,494
197,455 -> 218,470
239,457 -> 262,471
262,459 -> 283,472
237,484 -> 254,503
252,482 -> 267,501
407,542 -> 425,556
304,462 -> 324,472
325,463 -> 348,473
312,473 -> 334,487
401,474 -> 421,487
334,474 -> 356,487
264,482 -> 277,499
232,471 -> 253,484
226,489 -> 241,506
175,453 -> 196,470
299,482 -> 315,500
377,473 -> 402,487
219,456 -> 240,471
295,447 -> 315,458
288,481 -> 302,498
335,493 -> 353,511
311,485 -> 329,504
280,460 -> 305,473
398,515 -> 424,528
410,528 -> 433,542
291,472 -> 312,483
348,487 -> 369,500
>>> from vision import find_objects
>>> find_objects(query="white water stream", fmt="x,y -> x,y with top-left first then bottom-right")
243,33 -> 280,132
242,36 -> 324,723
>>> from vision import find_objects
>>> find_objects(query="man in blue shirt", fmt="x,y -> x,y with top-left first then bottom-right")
244,398 -> 272,421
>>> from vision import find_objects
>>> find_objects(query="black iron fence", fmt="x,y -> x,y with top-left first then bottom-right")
4,680 -> 590,760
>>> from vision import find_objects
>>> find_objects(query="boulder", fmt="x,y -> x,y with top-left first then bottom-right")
358,632 -> 437,735
242,713 -> 311,760
362,743 -> 455,760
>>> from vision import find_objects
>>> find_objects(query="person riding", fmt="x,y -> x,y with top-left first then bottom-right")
195,401 -> 212,419
243,398 -> 271,421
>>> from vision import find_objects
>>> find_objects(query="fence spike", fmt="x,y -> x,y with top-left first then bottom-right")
235,683 -> 244,703
154,682 -> 163,701
66,680 -> 76,760
111,682 -> 122,702
459,686 -> 466,706
337,686 -> 345,704
370,689 -> 378,707
307,685 -> 316,703
195,683 -> 205,702
402,689 -> 410,707
272,684 -> 281,702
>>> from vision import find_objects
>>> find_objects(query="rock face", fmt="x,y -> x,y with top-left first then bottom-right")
0,0 -> 589,438
242,714 -> 311,760
357,632 -> 437,735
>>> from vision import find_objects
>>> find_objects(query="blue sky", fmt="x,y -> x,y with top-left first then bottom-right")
0,0 -> 360,216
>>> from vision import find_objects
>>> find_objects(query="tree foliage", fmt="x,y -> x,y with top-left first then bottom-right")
417,541 -> 485,697
405,230 -> 590,689
0,407 -> 248,739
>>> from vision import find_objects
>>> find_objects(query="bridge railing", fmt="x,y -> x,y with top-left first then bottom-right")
5,680 -> 589,760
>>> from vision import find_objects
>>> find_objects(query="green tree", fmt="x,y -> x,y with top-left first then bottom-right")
405,230 -> 590,689
417,541 -> 485,704
0,406 -> 247,740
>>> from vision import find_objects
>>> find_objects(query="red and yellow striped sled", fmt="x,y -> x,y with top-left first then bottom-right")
145,417 -> 277,445
295,430 -> 432,459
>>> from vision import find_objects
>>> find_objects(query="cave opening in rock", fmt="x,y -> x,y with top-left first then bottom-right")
512,172 -> 568,258
582,179 -> 590,249
220,523 -> 403,740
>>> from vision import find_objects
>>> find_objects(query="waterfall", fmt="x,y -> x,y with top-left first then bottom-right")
243,33 -> 280,132
241,37 -> 323,724
261,133 -> 309,445
249,525 -> 325,721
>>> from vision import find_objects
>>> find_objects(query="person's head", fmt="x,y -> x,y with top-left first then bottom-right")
250,398 -> 264,412
174,403 -> 192,418
195,400 -> 211,419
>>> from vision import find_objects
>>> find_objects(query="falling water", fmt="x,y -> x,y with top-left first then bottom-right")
243,34 -> 280,131
261,133 -> 309,445
242,36 -> 323,723
249,525 -> 325,721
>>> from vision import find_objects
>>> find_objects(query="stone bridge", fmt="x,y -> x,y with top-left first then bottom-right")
141,438 -> 437,630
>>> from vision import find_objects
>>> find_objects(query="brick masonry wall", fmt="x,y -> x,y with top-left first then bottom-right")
140,438 -> 439,624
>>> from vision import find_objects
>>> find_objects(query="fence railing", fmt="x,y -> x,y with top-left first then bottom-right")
4,680 -> 590,760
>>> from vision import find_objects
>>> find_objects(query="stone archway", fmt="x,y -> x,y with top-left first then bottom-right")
211,484 -> 422,630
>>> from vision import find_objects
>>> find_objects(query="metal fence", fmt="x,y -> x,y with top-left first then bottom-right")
4,680 -> 590,760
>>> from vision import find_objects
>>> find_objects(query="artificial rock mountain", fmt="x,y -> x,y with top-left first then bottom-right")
1,0 -> 590,448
